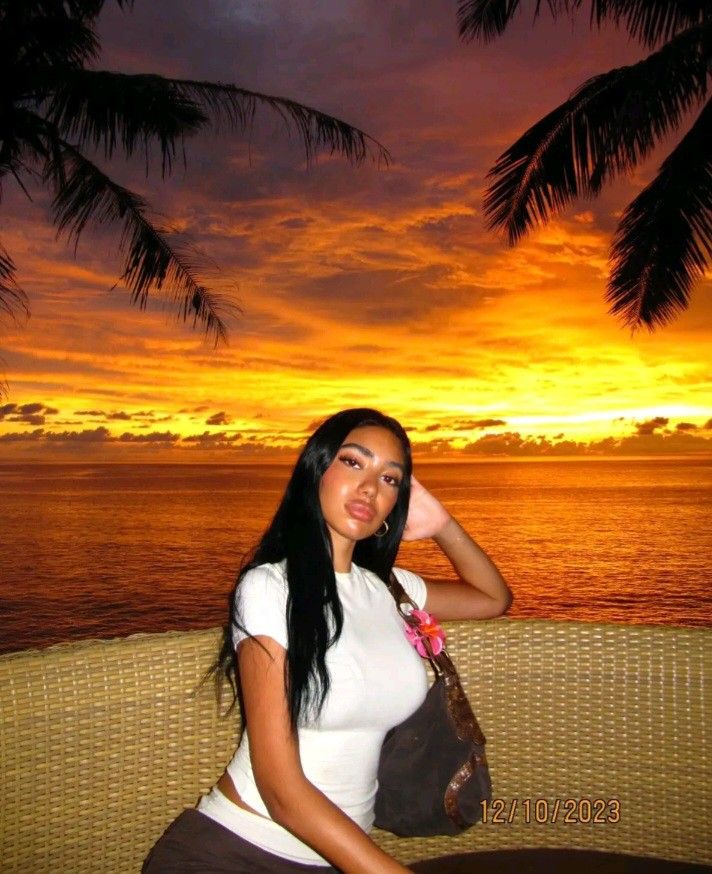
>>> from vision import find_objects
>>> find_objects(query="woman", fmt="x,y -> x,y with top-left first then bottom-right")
143,408 -> 512,873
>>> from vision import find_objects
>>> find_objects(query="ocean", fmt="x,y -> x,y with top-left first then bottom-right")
1,458 -> 710,654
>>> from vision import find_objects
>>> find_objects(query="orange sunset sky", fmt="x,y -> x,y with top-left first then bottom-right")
1,0 -> 710,463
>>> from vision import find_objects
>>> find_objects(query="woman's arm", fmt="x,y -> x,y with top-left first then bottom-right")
238,636 -> 412,874
403,475 -> 513,621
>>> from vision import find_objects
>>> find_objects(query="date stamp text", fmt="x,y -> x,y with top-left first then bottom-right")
481,797 -> 621,825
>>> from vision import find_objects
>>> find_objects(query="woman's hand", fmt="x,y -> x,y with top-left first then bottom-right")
402,475 -> 452,542
401,477 -> 513,621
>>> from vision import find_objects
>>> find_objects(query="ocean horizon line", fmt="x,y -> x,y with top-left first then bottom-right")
2,454 -> 712,467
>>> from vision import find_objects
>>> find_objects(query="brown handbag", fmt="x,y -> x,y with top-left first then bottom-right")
373,573 -> 492,837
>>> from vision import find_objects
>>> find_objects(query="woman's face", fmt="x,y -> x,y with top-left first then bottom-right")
319,425 -> 406,545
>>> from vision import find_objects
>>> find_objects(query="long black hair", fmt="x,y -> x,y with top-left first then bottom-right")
212,407 -> 412,732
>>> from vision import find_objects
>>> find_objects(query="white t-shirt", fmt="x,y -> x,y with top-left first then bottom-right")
197,560 -> 429,866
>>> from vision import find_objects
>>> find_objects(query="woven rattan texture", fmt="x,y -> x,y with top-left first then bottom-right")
1,619 -> 709,872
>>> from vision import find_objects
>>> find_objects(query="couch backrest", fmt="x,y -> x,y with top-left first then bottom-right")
1,619 -> 710,872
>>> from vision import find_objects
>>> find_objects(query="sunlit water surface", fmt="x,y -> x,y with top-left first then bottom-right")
1,459 -> 710,653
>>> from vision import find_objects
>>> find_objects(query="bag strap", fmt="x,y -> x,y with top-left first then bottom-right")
387,570 -> 487,747
387,571 -> 447,677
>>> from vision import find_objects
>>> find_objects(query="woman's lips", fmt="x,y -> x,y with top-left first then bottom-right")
345,501 -> 375,522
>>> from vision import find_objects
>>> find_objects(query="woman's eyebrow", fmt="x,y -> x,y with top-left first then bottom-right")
340,442 -> 405,473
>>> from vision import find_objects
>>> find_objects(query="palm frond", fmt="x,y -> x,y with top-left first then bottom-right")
44,71 -> 208,176
67,0 -> 133,15
46,141 -> 236,345
607,98 -> 712,331
0,1 -> 133,20
458,0 -> 524,43
1,5 -> 100,68
458,0 -> 581,43
119,229 -> 239,349
589,0 -> 710,49
0,365 -> 8,401
484,22 -> 710,242
458,0 -> 709,47
1,107 -> 60,184
43,73 -> 390,174
168,79 -> 391,165
0,242 -> 30,323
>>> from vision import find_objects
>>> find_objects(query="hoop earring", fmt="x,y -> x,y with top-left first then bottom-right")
374,520 -> 389,538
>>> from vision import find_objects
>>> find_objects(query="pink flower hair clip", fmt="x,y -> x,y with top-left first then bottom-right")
403,608 -> 446,659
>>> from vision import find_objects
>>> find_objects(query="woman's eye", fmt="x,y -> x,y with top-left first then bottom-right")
338,455 -> 399,486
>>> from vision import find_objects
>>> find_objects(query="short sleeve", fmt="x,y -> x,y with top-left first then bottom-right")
231,563 -> 289,650
391,566 -> 428,610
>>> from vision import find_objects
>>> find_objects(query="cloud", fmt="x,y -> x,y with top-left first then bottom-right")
206,411 -> 231,425
182,430 -> 243,449
418,418 -> 507,433
304,417 -> 326,432
75,408 -> 163,422
0,428 -> 46,443
116,431 -> 180,443
0,402 -> 60,426
0,426 -> 180,448
459,431 -> 575,456
612,430 -> 712,456
452,418 -> 507,430
45,427 -> 112,443
635,416 -> 669,435
2,413 -> 711,460
454,426 -> 712,457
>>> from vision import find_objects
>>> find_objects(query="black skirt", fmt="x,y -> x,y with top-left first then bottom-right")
142,808 -> 342,873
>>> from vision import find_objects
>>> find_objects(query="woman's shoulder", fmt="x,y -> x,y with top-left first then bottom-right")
238,560 -> 288,593
390,565 -> 428,610
231,560 -> 289,649
251,558 -> 287,576
355,563 -> 428,611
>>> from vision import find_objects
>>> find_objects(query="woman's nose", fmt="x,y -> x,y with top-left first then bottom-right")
358,472 -> 377,496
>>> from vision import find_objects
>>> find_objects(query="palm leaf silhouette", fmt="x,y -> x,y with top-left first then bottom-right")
46,141 -> 235,345
0,244 -> 29,323
0,0 -> 389,350
608,98 -> 712,330
458,0 -> 711,330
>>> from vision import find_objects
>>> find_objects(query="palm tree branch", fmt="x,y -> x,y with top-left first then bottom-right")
0,241 -> 30,322
607,97 -> 712,331
1,4 -> 101,69
45,138 -> 235,345
484,81 -> 607,242
588,0 -> 709,49
485,21 -> 710,242
63,0 -> 133,16
3,1 -> 134,21
1,107 -> 63,191
42,71 -> 208,176
457,0 -> 709,47
7,163 -> 35,201
458,0 -> 582,43
41,72 -> 390,175
167,78 -> 391,165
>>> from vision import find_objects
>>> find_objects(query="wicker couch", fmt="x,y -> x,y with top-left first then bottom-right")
1,618 -> 710,872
